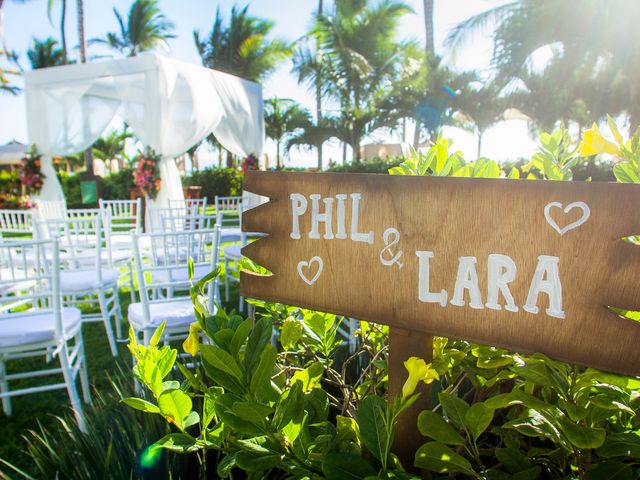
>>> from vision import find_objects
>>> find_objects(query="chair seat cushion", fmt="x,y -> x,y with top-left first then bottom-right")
60,268 -> 119,292
152,265 -> 215,284
223,245 -> 243,261
128,298 -> 195,331
0,307 -> 82,348
219,227 -> 242,243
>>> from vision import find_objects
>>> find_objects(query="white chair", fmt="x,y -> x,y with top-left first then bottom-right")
99,198 -> 142,262
168,198 -> 208,216
0,237 -> 89,430
34,200 -> 67,221
0,209 -> 36,238
40,213 -> 122,356
214,195 -> 243,242
129,227 -> 220,345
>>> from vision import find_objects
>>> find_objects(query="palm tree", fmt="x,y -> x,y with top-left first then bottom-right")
445,0 -> 640,129
310,0 -> 412,162
286,118 -> 337,170
453,80 -> 507,158
92,0 -> 175,57
27,37 -> 65,69
194,4 -> 291,83
91,128 -> 132,174
264,98 -> 312,169
423,0 -> 434,56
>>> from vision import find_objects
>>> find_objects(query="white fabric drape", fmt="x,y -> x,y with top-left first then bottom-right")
24,55 -> 264,208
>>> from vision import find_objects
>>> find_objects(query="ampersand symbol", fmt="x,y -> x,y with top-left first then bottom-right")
379,227 -> 403,268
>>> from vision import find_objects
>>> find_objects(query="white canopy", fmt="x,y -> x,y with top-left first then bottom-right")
24,54 -> 264,208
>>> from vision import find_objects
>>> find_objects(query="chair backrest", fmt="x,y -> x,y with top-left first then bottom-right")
0,238 -> 63,338
168,198 -> 208,214
160,212 -> 217,233
99,199 -> 142,235
35,200 -> 67,221
0,209 -> 35,237
131,227 -> 220,318
215,195 -> 242,228
39,211 -> 104,274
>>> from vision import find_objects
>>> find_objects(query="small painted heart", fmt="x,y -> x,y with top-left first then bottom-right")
297,256 -> 323,285
544,201 -> 590,235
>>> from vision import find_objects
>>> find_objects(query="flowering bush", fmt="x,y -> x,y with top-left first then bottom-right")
19,146 -> 44,195
133,149 -> 162,199
241,153 -> 259,174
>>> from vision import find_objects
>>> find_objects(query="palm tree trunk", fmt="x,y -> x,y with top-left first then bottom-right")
276,141 -> 281,169
60,0 -> 68,64
423,0 -> 434,56
226,151 -> 234,168
315,0 -> 324,171
477,130 -> 483,159
76,0 -> 86,62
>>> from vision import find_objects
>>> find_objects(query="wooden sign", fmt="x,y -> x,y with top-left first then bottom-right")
240,171 -> 640,376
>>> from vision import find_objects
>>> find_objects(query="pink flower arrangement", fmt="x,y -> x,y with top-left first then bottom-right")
19,146 -> 45,195
241,154 -> 259,175
133,149 -> 162,199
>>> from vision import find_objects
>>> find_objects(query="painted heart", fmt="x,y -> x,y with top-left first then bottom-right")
297,256 -> 323,285
544,201 -> 590,235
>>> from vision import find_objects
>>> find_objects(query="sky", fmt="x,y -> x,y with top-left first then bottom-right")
0,0 -> 536,168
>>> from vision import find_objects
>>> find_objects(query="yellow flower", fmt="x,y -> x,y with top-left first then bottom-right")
580,123 -> 620,157
182,322 -> 201,356
401,357 -> 439,398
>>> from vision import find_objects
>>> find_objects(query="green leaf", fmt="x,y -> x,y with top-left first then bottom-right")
280,317 -> 303,349
156,347 -> 177,380
613,163 -> 640,183
494,447 -> 532,474
245,317 -> 273,373
149,321 -> 166,347
585,461 -> 634,480
249,344 -> 278,403
200,345 -> 243,380
558,417 -> 605,449
438,392 -> 469,429
596,432 -> 640,458
235,450 -> 284,472
291,362 -> 324,392
357,395 -> 390,462
230,318 -> 252,356
322,453 -> 377,480
465,403 -> 494,442
232,402 -> 273,426
513,466 -> 542,480
158,389 -> 193,431
417,410 -> 465,445
472,158 -> 500,178
272,381 -> 304,431
202,394 -> 216,429
217,453 -> 236,478
414,441 -> 474,475
121,397 -> 160,414
153,432 -> 199,453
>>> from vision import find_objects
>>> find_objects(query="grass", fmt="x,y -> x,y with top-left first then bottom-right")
0,278 -> 243,477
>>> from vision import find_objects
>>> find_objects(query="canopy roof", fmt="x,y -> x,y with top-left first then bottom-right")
24,54 -> 264,205
24,54 -> 264,158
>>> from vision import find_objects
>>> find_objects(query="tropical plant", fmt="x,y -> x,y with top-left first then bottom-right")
26,37 -> 65,70
122,269 -> 437,479
302,0 -> 412,162
194,4 -> 291,83
445,0 -> 640,130
91,127 -> 132,173
264,98 -> 312,168
453,80 -> 507,158
0,47 -> 21,95
92,0 -> 175,57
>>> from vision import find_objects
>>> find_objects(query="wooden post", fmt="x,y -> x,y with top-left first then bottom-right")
388,327 -> 433,470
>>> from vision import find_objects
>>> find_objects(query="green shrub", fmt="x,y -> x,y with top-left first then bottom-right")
58,172 -> 82,208
327,156 -> 403,173
184,167 -> 243,202
101,168 -> 136,201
